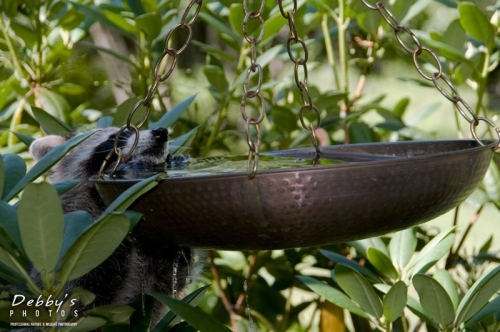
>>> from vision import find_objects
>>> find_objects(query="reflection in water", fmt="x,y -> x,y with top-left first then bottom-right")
112,154 -> 345,180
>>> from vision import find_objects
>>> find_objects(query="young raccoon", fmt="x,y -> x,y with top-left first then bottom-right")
29,127 -> 199,323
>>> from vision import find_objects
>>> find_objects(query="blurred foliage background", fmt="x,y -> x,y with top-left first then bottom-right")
1,0 -> 500,331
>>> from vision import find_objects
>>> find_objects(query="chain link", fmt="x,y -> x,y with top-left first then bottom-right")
278,0 -> 321,155
361,0 -> 500,149
99,0 -> 203,177
241,0 -> 267,179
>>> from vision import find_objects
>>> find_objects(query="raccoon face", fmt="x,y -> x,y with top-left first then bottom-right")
30,127 -> 169,182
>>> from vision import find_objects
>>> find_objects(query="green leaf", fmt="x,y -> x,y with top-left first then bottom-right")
198,12 -> 240,47
169,126 -> 199,155
407,294 -> 439,328
349,121 -> 377,143
153,285 -> 211,332
57,83 -> 87,96
483,161 -> 500,208
455,265 -> 500,327
100,175 -> 159,218
479,236 -> 493,254
53,180 -> 79,196
58,8 -> 86,30
458,3 -> 495,46
335,264 -> 383,318
434,269 -> 459,311
465,296 -> 500,327
32,106 -> 73,135
130,289 -> 154,330
393,98 -> 410,119
68,287 -> 96,307
0,258 -> 25,284
152,294 -> 232,332
59,213 -> 130,282
67,316 -> 108,332
11,132 -> 35,147
0,101 -> 19,123
191,40 -> 234,63
231,54 -> 273,92
228,4 -> 244,37
383,281 -> 407,323
367,247 -> 398,279
18,182 -> 63,273
320,249 -> 381,283
97,116 -> 114,128
375,283 -> 437,326
169,322 -> 196,332
114,97 -> 142,127
39,89 -> 70,121
135,13 -> 161,40
297,276 -> 368,318
261,11 -> 287,43
443,19 -> 467,52
401,0 -> 432,25
413,274 -> 455,327
4,132 -> 94,202
412,32 -> 472,64
406,102 -> 440,127
0,0 -> 19,16
408,228 -> 455,275
357,11 -> 382,34
78,41 -> 135,66
203,65 -> 229,92
102,9 -> 137,34
0,227 -> 16,254
389,227 -> 417,270
0,154 -> 4,196
68,2 -> 134,38
1,154 -> 26,201
0,201 -> 22,249
126,0 -> 145,15
124,211 -> 143,229
0,246 -> 26,283
149,94 -> 197,130
350,236 -> 389,257
59,211 -> 94,262
87,305 -> 135,324
375,109 -> 406,131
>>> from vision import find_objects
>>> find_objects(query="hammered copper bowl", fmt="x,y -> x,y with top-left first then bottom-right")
92,140 -> 494,250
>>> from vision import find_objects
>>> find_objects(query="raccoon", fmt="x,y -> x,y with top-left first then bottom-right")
29,127 -> 200,324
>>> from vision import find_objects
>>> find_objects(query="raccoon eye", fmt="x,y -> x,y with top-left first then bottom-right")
108,134 -> 116,141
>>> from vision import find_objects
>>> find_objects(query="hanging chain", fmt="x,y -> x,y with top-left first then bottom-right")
361,0 -> 500,150
98,0 -> 203,177
241,0 -> 267,179
278,0 -> 322,156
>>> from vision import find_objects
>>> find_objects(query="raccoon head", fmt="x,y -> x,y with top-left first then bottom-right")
30,127 -> 169,182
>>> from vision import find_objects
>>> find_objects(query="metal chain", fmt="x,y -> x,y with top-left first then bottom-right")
98,0 -> 203,177
361,0 -> 500,150
241,0 -> 267,179
278,0 -> 322,155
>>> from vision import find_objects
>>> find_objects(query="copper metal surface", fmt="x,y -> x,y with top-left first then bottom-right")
92,140 -> 494,250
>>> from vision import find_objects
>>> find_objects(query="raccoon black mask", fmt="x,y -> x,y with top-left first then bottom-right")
30,127 -> 170,180
29,127 -> 170,217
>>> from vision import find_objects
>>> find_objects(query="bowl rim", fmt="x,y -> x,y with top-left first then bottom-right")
90,139 -> 496,184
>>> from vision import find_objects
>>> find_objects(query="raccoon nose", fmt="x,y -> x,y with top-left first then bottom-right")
151,127 -> 168,142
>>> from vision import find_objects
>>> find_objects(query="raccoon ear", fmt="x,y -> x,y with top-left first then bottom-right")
30,135 -> 67,161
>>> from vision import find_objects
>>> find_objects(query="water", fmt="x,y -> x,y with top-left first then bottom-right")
112,154 -> 345,180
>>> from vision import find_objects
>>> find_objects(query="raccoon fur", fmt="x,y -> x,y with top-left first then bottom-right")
29,127 -> 201,324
